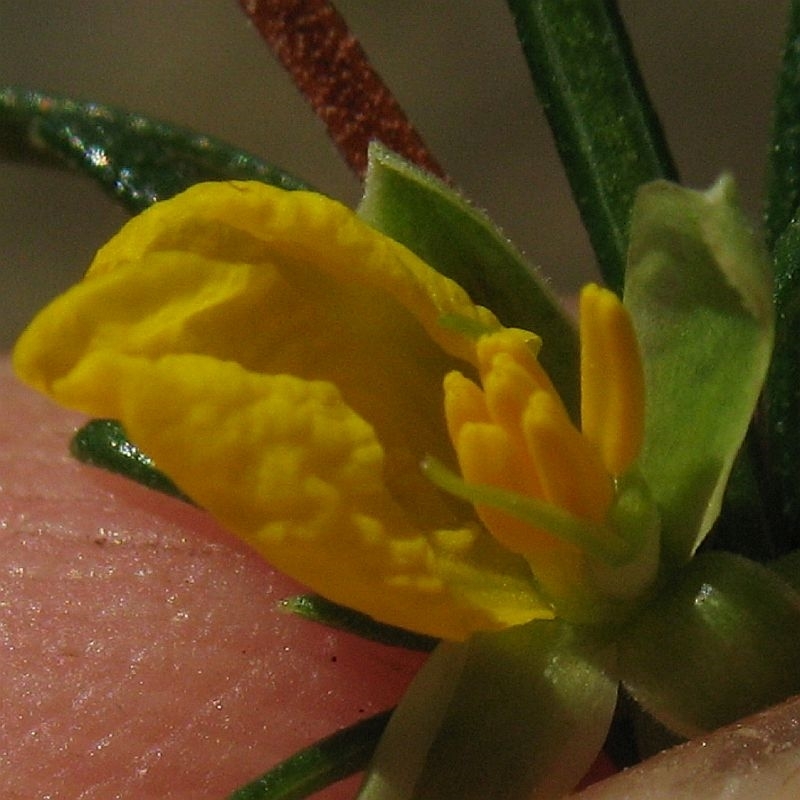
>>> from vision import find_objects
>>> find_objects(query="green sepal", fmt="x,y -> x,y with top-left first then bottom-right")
358,142 -> 580,419
624,176 -> 774,566
280,594 -> 437,652
0,87 -> 310,213
618,551 -> 800,738
505,0 -> 677,293
358,621 -> 617,800
227,710 -> 391,800
70,418 -> 190,502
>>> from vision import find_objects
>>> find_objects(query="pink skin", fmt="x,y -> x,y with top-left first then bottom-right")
0,359 -> 426,799
572,695 -> 800,800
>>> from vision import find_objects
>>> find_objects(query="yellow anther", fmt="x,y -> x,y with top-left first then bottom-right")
482,353 -> 543,432
476,329 -> 552,394
579,284 -> 645,476
452,421 -> 546,554
443,370 -> 490,445
522,391 -> 614,523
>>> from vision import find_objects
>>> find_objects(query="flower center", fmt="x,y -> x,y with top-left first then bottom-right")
431,284 -> 649,614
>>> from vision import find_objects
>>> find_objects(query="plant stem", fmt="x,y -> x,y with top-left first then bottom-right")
238,0 -> 445,180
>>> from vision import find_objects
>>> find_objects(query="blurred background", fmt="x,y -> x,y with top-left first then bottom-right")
0,1 -> 789,348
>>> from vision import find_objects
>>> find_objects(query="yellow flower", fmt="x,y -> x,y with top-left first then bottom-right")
14,181 -> 655,640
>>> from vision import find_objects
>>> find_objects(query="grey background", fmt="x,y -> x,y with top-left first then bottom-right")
0,2 -> 789,349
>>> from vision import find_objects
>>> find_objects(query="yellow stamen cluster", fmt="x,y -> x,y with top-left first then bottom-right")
443,284 -> 645,602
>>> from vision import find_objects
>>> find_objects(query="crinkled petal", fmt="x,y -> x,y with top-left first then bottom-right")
87,181 -> 500,366
55,350 -> 549,638
13,182 -> 553,639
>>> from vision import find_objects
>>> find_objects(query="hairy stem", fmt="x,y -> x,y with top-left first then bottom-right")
238,0 -> 445,180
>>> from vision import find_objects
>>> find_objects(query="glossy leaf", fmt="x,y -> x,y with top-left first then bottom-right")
70,418 -> 190,502
0,87 -> 309,213
358,621 -> 617,800
624,177 -> 774,565
765,0 -> 800,250
358,142 -> 580,418
618,551 -> 800,737
505,0 -> 677,293
228,710 -> 391,800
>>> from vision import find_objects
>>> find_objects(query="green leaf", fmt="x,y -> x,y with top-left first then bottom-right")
624,176 -> 774,566
228,710 -> 391,800
70,419 -> 190,502
505,0 -> 677,293
357,621 -> 617,800
0,87 -> 310,213
760,220 -> 800,553
280,594 -> 437,652
358,142 -> 580,418
765,0 -> 800,250
618,551 -> 800,737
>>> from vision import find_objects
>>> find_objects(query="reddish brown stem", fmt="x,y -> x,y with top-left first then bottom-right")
238,0 -> 446,180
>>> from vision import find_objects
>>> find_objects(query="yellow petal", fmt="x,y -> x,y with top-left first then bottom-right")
88,181 -> 500,367
13,182 -> 553,640
63,350 -> 551,638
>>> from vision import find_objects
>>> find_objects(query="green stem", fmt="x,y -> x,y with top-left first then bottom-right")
505,0 -> 677,293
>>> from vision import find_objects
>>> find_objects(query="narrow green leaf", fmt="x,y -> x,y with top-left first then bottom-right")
505,0 -> 677,292
619,551 -> 800,738
765,0 -> 800,250
70,419 -> 190,502
358,622 -> 617,800
228,710 -> 391,800
358,142 -> 580,418
760,219 -> 800,552
624,176 -> 774,566
280,595 -> 437,652
0,87 -> 310,213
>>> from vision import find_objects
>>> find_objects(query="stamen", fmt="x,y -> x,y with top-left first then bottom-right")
443,371 -> 490,445
522,391 -> 614,522
482,353 -> 544,434
451,421 -> 545,555
579,284 -> 645,475
422,457 -> 631,566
